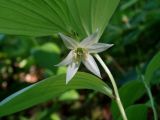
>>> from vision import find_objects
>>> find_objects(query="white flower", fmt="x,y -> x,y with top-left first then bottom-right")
56,31 -> 113,84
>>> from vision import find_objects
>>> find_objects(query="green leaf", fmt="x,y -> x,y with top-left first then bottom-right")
0,0 -> 69,36
0,36 -> 32,58
0,72 -> 113,117
66,0 -> 120,38
0,0 -> 120,38
59,90 -> 79,101
118,104 -> 148,120
111,80 -> 146,119
51,113 -> 61,120
145,52 -> 160,84
32,43 -> 60,71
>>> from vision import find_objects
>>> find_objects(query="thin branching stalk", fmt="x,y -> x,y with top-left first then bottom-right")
94,54 -> 128,120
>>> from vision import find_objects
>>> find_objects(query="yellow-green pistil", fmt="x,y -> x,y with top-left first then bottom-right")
74,48 -> 88,62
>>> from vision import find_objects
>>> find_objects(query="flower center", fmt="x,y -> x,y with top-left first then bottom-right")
74,48 -> 87,62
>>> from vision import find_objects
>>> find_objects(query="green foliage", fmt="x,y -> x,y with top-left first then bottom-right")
59,90 -> 79,101
145,52 -> 160,84
0,36 -> 33,58
0,72 -> 113,117
32,43 -> 60,71
118,104 -> 148,120
111,80 -> 146,119
0,0 -> 160,119
0,0 -> 120,39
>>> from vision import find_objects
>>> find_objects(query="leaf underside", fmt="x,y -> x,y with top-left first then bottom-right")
0,0 -> 120,39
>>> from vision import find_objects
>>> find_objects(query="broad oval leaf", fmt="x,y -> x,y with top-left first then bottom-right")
0,72 -> 113,117
0,0 -> 120,38
145,52 -> 160,84
118,104 -> 148,120
32,42 -> 60,71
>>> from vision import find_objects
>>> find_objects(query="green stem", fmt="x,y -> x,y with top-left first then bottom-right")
141,75 -> 158,120
94,54 -> 128,120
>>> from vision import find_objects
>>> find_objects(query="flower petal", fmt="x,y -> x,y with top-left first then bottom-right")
66,62 -> 80,84
55,51 -> 74,66
59,33 -> 79,49
88,43 -> 114,53
82,54 -> 101,78
80,30 -> 99,47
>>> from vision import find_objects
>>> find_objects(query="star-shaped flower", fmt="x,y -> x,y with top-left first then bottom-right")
56,31 -> 113,84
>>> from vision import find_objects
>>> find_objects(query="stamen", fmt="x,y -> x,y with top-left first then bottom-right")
73,48 -> 88,62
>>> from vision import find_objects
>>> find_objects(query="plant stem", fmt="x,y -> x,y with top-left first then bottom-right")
141,75 -> 158,120
94,54 -> 128,120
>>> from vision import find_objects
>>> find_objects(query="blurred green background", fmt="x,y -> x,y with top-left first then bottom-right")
0,0 -> 160,120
